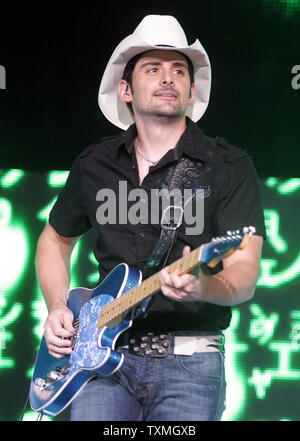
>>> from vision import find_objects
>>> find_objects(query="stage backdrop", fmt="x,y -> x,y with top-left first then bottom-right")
0,169 -> 299,421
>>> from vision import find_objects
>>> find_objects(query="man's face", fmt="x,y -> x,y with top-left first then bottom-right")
121,50 -> 195,121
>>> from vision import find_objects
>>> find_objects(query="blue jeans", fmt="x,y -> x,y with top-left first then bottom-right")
70,346 -> 226,421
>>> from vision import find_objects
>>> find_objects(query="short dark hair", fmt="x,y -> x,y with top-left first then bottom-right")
121,50 -> 195,114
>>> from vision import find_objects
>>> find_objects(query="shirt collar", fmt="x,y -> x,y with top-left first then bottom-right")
116,117 -> 210,164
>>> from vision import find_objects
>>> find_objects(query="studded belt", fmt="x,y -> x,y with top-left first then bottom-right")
118,332 -> 224,358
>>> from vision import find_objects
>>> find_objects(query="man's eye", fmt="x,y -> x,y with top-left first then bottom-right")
148,68 -> 158,73
174,69 -> 184,75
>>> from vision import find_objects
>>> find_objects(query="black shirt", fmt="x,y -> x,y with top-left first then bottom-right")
49,118 -> 266,332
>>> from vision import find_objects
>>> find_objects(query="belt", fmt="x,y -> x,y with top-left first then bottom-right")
117,332 -> 224,358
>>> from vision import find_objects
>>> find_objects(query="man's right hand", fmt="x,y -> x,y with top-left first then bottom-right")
44,305 -> 75,358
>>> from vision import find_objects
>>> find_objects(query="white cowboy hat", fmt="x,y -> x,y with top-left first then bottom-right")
98,15 -> 211,130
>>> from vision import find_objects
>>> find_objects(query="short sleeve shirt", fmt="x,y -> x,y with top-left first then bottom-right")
49,118 -> 266,332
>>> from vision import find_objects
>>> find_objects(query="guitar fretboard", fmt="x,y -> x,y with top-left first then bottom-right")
97,246 -> 202,328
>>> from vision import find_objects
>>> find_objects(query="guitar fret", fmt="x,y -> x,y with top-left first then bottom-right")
181,255 -> 187,272
189,249 -> 199,270
138,283 -> 144,298
99,274 -> 160,327
190,250 -> 196,269
98,255 -> 197,328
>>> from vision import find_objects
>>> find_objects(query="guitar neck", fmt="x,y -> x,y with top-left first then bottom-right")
97,246 -> 202,328
97,228 -> 252,329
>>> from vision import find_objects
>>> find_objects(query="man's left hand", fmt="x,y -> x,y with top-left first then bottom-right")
159,246 -> 206,302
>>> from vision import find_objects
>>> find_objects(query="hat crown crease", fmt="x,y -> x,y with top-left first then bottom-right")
133,15 -> 188,47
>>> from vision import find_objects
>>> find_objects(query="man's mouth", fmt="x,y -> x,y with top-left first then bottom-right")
154,91 -> 177,99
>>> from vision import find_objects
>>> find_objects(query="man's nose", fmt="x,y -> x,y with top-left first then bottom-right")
160,69 -> 174,86
162,79 -> 174,86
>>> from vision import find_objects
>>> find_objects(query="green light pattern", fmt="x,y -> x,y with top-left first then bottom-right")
0,301 -> 23,369
0,199 -> 29,295
37,197 -> 58,222
48,171 -> 69,188
289,310 -> 300,344
22,411 -> 52,421
263,0 -> 300,19
277,179 -> 300,195
0,169 -> 24,188
266,177 -> 278,188
258,253 -> 300,287
0,194 -> 29,375
249,304 -> 279,345
249,339 -> 300,399
37,171 -> 70,221
87,252 -> 100,284
264,209 -> 287,253
266,178 -> 300,195
249,308 -> 300,400
258,177 -> 300,287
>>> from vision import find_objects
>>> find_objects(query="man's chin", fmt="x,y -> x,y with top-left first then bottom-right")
148,106 -> 185,120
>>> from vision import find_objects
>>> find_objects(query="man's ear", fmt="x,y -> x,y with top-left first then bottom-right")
188,84 -> 196,105
119,80 -> 132,102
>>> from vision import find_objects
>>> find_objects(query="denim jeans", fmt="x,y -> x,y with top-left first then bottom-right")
70,345 -> 226,421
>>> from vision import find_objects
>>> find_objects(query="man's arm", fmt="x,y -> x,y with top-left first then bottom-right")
159,235 -> 263,306
36,222 -> 81,358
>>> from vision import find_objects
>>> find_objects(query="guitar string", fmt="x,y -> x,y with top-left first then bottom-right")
100,249 -> 196,325
98,248 -> 200,327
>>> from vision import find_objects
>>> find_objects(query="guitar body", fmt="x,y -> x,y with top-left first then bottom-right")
30,263 -> 142,417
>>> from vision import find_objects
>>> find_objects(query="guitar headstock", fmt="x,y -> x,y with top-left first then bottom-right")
201,226 -> 256,268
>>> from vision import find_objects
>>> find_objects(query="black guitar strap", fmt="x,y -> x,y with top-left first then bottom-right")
145,148 -> 214,270
132,159 -> 188,320
133,144 -> 216,320
146,204 -> 183,269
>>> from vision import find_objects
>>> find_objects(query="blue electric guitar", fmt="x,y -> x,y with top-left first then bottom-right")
30,226 -> 255,417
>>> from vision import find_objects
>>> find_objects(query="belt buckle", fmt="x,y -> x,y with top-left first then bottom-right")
128,332 -> 171,358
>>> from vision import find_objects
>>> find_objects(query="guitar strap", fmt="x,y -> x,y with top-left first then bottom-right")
146,146 -> 214,270
133,145 -> 215,320
146,203 -> 183,269
133,158 -> 190,319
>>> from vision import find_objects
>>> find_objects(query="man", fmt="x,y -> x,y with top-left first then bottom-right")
36,15 -> 265,420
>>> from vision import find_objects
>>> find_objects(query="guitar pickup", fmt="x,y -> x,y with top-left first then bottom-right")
34,377 -> 50,389
34,364 -> 71,390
